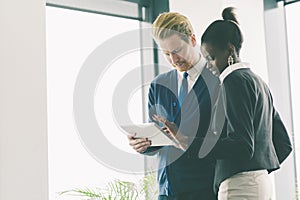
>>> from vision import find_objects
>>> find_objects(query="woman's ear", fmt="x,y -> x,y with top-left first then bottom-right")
227,43 -> 235,55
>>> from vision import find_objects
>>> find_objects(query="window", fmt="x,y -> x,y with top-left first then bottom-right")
46,6 -> 147,199
286,2 -> 300,198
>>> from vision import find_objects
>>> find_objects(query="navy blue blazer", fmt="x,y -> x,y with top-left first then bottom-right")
144,67 -> 219,196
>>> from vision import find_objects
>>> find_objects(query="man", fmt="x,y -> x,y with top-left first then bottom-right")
128,12 -> 219,200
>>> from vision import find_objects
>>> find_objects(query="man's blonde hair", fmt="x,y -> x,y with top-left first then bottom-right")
152,12 -> 194,43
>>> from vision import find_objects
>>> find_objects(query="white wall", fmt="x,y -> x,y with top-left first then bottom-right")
170,0 -> 269,81
0,0 -> 49,200
170,0 -> 223,39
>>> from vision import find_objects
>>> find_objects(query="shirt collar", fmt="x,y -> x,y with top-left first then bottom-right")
179,54 -> 206,81
219,62 -> 250,84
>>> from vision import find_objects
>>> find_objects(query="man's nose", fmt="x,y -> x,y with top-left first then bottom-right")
170,53 -> 180,64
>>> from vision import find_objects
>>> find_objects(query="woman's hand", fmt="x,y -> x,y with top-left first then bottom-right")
152,114 -> 188,151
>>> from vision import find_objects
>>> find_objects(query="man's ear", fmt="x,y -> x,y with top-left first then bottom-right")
190,34 -> 197,47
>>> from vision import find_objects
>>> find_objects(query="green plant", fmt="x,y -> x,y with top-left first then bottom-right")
59,172 -> 158,200
59,188 -> 103,199
140,172 -> 158,200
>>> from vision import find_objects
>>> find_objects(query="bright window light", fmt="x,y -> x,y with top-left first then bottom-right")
46,6 -> 146,200
286,2 -> 300,197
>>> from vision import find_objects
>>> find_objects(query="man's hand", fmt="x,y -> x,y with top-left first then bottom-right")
127,133 -> 151,153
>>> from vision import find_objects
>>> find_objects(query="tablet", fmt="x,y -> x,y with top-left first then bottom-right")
121,122 -> 178,147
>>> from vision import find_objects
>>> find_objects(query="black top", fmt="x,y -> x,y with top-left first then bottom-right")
208,68 -> 292,192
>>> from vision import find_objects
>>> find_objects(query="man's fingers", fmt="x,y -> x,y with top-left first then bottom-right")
135,145 -> 149,153
127,133 -> 152,153
133,140 -> 151,151
129,137 -> 147,146
127,133 -> 136,140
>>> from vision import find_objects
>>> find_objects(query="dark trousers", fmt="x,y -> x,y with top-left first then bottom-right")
158,190 -> 217,200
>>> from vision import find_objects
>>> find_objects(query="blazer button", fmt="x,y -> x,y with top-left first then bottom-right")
173,102 -> 177,107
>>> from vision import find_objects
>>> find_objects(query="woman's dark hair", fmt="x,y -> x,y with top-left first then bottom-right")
201,7 -> 243,55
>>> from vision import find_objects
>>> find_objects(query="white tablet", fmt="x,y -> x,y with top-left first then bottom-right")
121,122 -> 178,147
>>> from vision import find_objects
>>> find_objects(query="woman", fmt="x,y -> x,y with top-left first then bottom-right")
154,7 -> 292,199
